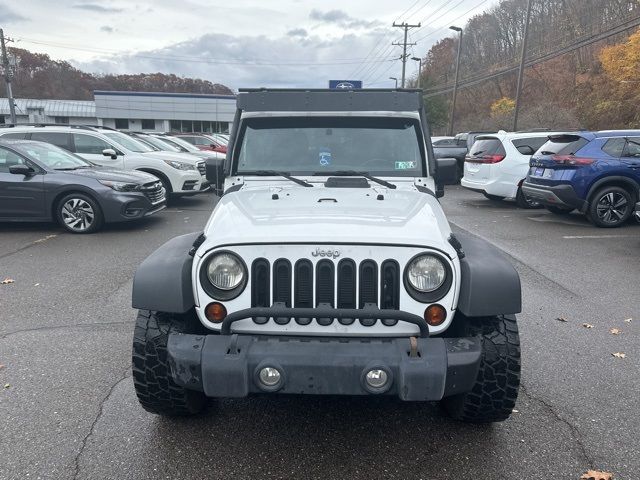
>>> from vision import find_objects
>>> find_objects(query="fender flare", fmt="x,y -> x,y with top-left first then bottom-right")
132,232 -> 200,313
455,232 -> 521,317
587,175 -> 640,202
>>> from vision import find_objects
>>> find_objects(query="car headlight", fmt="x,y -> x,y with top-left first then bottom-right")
163,160 -> 195,170
406,254 -> 446,292
98,180 -> 140,192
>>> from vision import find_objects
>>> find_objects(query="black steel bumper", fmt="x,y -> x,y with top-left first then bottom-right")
521,182 -> 587,212
167,333 -> 482,401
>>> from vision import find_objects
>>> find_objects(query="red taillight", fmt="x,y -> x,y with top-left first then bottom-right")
466,154 -> 505,164
551,155 -> 594,166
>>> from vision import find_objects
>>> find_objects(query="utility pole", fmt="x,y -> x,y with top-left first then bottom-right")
448,26 -> 463,136
1,28 -> 17,124
392,22 -> 420,88
513,0 -> 533,132
411,57 -> 422,89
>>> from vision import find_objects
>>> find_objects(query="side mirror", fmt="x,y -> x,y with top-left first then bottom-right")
102,148 -> 118,160
205,157 -> 225,196
434,157 -> 459,197
9,164 -> 35,176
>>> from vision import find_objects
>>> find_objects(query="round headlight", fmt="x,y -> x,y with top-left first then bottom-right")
207,252 -> 244,290
407,255 -> 446,292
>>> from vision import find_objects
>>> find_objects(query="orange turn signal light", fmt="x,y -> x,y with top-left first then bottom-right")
205,302 -> 227,323
424,304 -> 447,326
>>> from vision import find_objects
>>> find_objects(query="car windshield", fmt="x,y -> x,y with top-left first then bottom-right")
163,136 -> 199,152
103,132 -> 156,153
235,117 -> 425,177
14,142 -> 92,170
139,135 -> 181,152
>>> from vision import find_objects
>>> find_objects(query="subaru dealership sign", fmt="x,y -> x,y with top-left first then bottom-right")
329,80 -> 363,89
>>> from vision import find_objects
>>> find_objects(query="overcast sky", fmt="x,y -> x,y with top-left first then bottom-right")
1,0 -> 497,91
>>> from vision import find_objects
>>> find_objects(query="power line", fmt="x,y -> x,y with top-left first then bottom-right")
413,0 -> 486,43
15,37 -> 396,67
423,14 -> 640,98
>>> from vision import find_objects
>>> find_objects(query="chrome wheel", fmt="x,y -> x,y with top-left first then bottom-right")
596,192 -> 629,224
61,198 -> 95,232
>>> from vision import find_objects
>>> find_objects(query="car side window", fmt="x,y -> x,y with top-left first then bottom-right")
602,138 -> 626,157
30,132 -> 73,151
73,134 -> 113,155
623,137 -> 640,158
512,137 -> 548,155
0,146 -> 26,173
0,132 -> 28,140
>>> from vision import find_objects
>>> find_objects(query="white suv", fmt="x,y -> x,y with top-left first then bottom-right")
461,131 -> 563,208
0,125 -> 205,197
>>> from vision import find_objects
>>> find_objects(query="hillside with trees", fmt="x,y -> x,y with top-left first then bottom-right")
0,47 -> 234,100
415,0 -> 640,133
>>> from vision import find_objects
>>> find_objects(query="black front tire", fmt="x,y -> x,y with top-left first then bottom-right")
483,193 -> 504,202
442,315 -> 521,423
516,186 -> 542,209
546,206 -> 574,215
132,310 -> 207,416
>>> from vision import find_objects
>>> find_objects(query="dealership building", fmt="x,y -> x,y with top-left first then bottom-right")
0,90 -> 236,133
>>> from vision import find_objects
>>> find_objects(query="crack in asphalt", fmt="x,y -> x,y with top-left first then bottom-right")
72,370 -> 131,480
520,383 -> 593,468
0,234 -> 59,261
0,320 -> 132,340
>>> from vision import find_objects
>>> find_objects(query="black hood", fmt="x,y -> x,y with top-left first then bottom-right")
58,167 -> 158,184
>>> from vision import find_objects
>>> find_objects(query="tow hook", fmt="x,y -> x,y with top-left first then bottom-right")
409,336 -> 419,358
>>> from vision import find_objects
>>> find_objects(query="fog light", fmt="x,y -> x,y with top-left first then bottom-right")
205,302 -> 227,323
424,304 -> 447,326
258,367 -> 281,387
365,369 -> 388,389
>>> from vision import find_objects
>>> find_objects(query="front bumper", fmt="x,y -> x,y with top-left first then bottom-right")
521,181 -> 587,212
167,333 -> 482,400
101,190 -> 166,223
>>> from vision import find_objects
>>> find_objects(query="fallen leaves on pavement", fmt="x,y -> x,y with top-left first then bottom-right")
609,328 -> 621,335
556,317 -> 568,322
612,352 -> 626,359
582,323 -> 594,329
1,278 -> 15,285
3,384 -> 9,389
624,318 -> 632,323
580,470 -> 613,480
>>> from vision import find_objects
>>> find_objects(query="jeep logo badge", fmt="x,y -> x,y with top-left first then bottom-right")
312,248 -> 341,259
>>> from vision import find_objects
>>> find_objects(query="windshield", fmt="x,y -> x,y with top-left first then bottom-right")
103,132 -> 156,153
163,136 -> 199,152
15,142 -> 92,170
235,117 -> 425,177
138,135 -> 181,152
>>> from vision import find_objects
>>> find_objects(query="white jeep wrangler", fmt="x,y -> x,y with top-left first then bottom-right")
131,89 -> 521,423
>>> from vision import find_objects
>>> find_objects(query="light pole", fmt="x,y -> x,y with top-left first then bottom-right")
389,77 -> 398,88
411,57 -> 422,89
448,26 -> 463,136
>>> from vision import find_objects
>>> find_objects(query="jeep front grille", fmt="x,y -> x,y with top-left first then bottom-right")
250,258 -> 401,326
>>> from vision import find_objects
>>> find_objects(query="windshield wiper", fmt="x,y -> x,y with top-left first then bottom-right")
242,170 -> 313,187
313,170 -> 396,189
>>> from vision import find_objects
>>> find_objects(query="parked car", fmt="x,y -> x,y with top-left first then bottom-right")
461,131 -> 563,208
455,131 -> 497,151
149,133 -> 226,163
522,130 -> 640,227
0,125 -> 205,198
0,139 -> 165,233
432,136 -> 468,181
171,133 -> 227,153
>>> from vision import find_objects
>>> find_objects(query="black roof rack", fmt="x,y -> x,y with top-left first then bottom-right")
236,88 -> 424,113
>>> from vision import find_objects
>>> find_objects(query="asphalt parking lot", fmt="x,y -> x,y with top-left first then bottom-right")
1,186 -> 638,480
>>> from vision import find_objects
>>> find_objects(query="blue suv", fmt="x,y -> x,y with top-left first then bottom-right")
522,131 -> 640,227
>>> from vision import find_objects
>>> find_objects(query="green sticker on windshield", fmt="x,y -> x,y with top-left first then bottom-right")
395,161 -> 416,170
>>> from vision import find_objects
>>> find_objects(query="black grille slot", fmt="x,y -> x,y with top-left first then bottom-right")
273,259 -> 292,324
380,260 -> 400,326
316,259 -> 335,326
337,259 -> 356,325
294,260 -> 313,325
251,259 -> 270,324
197,162 -> 206,176
359,260 -> 378,326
